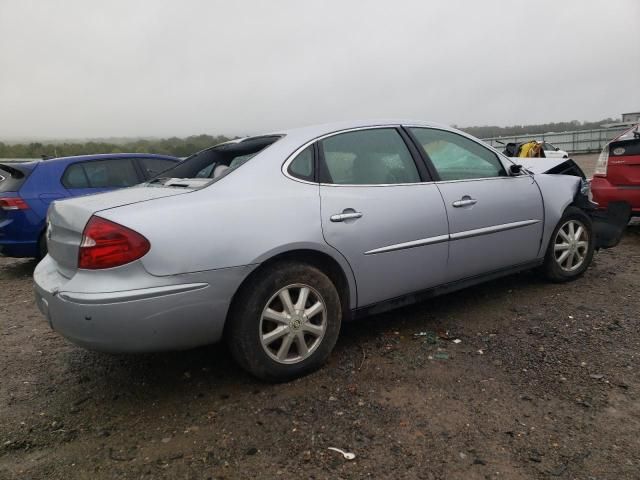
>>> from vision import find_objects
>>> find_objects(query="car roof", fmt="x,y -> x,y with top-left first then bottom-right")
41,153 -> 179,164
263,119 -> 452,145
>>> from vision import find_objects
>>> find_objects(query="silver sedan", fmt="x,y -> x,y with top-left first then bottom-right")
34,120 -> 623,381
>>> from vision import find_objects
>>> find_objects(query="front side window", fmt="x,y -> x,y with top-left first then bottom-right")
62,159 -> 139,188
320,128 -> 420,185
410,128 -> 506,181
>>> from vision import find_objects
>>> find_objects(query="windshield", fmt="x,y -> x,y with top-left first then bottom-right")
150,135 -> 281,186
615,124 -> 640,142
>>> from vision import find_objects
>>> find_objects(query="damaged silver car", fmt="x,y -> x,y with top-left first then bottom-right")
33,120 -> 627,381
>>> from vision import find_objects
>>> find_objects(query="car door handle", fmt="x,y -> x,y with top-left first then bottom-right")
452,197 -> 477,208
330,212 -> 363,222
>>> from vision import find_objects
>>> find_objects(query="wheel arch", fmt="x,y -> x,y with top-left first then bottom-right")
226,245 -> 357,331
534,174 -> 583,257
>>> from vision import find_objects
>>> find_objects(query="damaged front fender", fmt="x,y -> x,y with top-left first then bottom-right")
533,173 -> 628,254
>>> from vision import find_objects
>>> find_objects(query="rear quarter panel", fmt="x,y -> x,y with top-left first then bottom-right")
96,153 -> 358,308
99,180 -> 321,274
20,161 -> 69,219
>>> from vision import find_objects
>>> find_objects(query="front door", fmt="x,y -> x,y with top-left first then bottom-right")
317,127 -> 450,307
408,127 -> 544,282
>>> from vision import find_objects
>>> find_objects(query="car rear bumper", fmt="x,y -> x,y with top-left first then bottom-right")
33,256 -> 253,353
589,202 -> 632,249
0,238 -> 39,257
590,176 -> 640,215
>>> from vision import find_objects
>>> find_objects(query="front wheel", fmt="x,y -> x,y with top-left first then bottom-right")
227,262 -> 342,382
542,207 -> 595,282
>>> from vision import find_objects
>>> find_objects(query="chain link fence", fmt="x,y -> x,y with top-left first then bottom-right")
482,127 -> 629,154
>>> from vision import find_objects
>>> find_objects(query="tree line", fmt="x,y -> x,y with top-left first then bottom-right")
0,118 -> 621,158
0,134 -> 231,159
459,118 -> 618,139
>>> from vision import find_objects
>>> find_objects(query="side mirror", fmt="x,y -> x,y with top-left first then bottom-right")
555,147 -> 560,151
509,164 -> 523,175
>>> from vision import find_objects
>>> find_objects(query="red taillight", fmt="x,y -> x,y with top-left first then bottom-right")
78,216 -> 150,269
0,197 -> 29,210
594,144 -> 609,177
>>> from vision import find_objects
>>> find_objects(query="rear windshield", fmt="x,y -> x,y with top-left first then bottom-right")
0,163 -> 33,192
615,124 -> 639,142
149,135 -> 281,186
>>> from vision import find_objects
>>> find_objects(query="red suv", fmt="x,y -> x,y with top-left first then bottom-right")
591,124 -> 640,219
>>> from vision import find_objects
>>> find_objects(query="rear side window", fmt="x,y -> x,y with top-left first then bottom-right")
62,159 -> 140,189
288,146 -> 315,181
320,129 -> 420,185
138,158 -> 177,179
0,163 -> 32,192
410,128 -> 506,181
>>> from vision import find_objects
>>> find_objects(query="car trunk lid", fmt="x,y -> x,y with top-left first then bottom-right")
606,132 -> 640,186
47,185 -> 192,277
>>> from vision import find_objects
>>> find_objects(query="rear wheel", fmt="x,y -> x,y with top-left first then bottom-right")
37,232 -> 48,260
227,262 -> 342,382
542,207 -> 594,282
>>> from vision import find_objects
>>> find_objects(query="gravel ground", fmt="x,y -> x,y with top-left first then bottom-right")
1,227 -> 639,479
570,153 -> 598,177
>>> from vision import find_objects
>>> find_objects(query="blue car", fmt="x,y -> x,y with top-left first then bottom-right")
0,153 -> 180,258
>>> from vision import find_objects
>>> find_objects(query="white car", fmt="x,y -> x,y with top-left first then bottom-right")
500,140 -> 568,159
541,141 -> 569,159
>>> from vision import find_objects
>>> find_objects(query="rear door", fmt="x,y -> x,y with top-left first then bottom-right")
408,127 -> 544,282
317,127 -> 449,307
61,158 -> 142,197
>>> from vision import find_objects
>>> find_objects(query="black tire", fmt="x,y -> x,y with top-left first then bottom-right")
227,262 -> 342,382
37,233 -> 48,260
542,206 -> 595,282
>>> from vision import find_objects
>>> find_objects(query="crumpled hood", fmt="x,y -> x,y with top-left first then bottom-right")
511,157 -> 570,174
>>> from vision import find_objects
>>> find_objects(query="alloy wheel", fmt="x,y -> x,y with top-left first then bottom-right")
553,219 -> 589,272
259,284 -> 327,364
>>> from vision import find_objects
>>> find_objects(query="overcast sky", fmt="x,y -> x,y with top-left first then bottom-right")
1,0 -> 638,139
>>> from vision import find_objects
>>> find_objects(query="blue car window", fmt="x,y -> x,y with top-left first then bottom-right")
62,159 -> 140,189
62,164 -> 90,188
138,158 -> 177,179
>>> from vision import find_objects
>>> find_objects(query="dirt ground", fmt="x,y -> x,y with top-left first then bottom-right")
0,222 -> 638,479
571,153 -> 598,177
